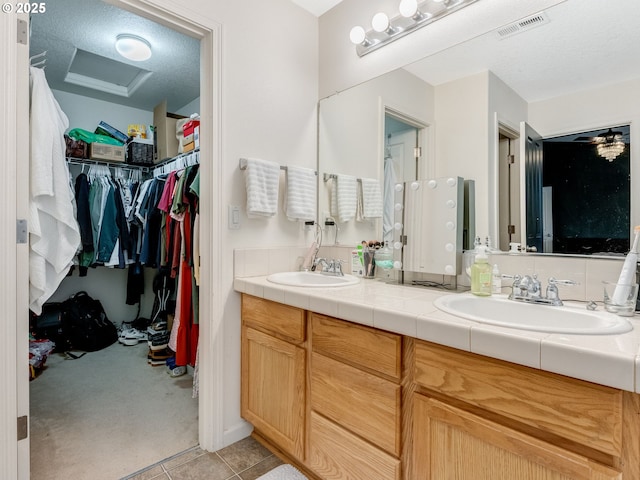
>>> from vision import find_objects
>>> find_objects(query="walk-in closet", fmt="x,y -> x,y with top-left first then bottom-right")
27,1 -> 202,477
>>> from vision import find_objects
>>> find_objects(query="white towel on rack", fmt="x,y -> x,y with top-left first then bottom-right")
284,166 -> 316,222
357,177 -> 383,221
329,174 -> 357,223
244,157 -> 280,217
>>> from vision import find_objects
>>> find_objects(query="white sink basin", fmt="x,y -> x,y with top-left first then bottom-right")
434,293 -> 633,335
266,271 -> 360,287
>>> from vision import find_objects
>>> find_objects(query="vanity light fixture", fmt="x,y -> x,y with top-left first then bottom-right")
350,0 -> 479,57
115,34 -> 152,61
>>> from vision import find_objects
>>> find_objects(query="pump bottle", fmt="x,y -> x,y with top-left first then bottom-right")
471,246 -> 492,296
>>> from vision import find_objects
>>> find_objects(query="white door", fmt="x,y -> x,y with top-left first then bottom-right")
0,11 -> 31,480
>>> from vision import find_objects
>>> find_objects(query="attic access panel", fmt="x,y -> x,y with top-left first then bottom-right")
65,48 -> 152,97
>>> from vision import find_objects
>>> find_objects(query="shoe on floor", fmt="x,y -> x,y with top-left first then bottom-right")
169,365 -> 186,377
148,347 -> 173,361
120,328 -> 148,346
147,331 -> 170,351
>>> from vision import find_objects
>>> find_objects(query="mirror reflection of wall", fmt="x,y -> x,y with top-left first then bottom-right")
528,125 -> 631,255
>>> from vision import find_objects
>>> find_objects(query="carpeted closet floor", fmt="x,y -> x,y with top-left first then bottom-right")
29,341 -> 199,479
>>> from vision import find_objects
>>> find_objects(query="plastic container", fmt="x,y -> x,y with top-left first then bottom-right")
491,264 -> 501,294
470,246 -> 492,296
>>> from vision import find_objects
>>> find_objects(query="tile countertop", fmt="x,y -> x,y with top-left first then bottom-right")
234,275 -> 640,394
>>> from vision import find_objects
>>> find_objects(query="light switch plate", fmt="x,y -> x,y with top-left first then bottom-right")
228,205 -> 241,229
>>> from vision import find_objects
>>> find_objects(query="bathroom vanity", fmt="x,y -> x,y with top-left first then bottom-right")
236,277 -> 640,480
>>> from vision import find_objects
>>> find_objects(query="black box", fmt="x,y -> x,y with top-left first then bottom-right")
127,139 -> 155,166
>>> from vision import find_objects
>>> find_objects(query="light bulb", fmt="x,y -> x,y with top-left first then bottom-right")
399,0 -> 418,17
372,12 -> 390,32
411,181 -> 420,190
349,26 -> 366,45
393,261 -> 402,269
394,222 -> 403,231
394,183 -> 404,192
427,180 -> 437,189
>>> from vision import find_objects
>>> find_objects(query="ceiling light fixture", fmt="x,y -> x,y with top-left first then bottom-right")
595,128 -> 626,162
597,140 -> 625,162
115,34 -> 152,62
350,0 -> 478,57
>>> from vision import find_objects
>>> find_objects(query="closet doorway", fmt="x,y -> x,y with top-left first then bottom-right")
21,1 -> 222,478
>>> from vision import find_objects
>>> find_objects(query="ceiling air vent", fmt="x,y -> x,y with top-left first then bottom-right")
496,11 -> 549,39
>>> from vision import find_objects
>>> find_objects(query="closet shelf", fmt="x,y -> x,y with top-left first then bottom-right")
66,157 -> 151,173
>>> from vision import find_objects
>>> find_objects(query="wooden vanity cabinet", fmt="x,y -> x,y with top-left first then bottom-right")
240,294 -> 640,480
409,340 -> 637,480
241,295 -> 306,462
308,313 -> 402,480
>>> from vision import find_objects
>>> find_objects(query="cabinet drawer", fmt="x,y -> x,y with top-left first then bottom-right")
311,352 -> 401,456
311,313 -> 401,380
414,341 -> 623,456
242,294 -> 305,343
308,411 -> 401,480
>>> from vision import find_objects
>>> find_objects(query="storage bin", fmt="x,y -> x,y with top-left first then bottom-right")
127,139 -> 155,166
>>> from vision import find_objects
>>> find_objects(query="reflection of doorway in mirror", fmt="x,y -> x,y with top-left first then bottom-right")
384,113 -> 424,244
540,125 -> 630,255
497,126 -> 521,252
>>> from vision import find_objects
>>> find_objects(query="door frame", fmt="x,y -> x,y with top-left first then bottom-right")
1,3 -> 225,477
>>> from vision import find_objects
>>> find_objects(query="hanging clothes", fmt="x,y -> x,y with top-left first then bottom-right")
29,66 -> 81,315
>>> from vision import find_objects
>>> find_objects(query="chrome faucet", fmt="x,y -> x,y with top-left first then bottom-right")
508,274 -> 577,306
314,258 -> 345,276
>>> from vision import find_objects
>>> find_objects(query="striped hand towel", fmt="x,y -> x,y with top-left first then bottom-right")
334,174 -> 357,222
284,166 -> 317,222
357,177 -> 383,220
244,158 -> 280,217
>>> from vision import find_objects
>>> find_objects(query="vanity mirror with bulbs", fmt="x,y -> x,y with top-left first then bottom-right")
318,0 -> 640,279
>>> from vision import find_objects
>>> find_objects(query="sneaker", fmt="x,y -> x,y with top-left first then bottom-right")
169,365 -> 187,377
147,355 -> 165,366
148,347 -> 173,361
120,328 -> 148,346
147,331 -> 170,350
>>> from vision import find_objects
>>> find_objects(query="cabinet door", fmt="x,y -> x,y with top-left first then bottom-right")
241,327 -> 306,461
412,394 -> 621,480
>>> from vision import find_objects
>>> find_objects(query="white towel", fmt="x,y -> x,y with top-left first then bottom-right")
357,177 -> 383,221
329,174 -> 357,223
284,166 -> 317,222
29,66 -> 81,315
244,158 -> 280,217
256,464 -> 307,480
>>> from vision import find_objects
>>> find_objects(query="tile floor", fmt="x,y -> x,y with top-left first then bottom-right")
122,436 -> 284,480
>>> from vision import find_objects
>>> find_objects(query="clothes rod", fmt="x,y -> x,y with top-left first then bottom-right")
66,158 -> 150,173
238,158 -> 317,175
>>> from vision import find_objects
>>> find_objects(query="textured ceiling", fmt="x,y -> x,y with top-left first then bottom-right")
404,0 -> 640,102
29,0 -> 200,112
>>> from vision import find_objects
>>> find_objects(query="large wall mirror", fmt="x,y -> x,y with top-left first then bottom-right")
318,0 -> 640,258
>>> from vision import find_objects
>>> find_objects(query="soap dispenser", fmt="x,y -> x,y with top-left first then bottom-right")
471,246 -> 492,296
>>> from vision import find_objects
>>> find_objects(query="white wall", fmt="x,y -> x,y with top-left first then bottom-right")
435,72 -> 489,237
53,89 -> 153,135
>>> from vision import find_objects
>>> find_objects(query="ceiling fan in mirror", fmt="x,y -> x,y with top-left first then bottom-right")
575,128 -> 627,161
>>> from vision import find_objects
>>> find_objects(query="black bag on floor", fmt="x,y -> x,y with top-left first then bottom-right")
62,292 -> 118,352
30,303 -> 71,352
